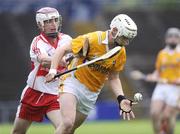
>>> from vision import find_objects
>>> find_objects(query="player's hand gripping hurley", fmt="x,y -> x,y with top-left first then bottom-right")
54,46 -> 121,78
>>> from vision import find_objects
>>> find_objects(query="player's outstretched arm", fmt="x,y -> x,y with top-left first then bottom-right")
146,70 -> 168,83
46,42 -> 72,82
108,71 -> 135,120
146,70 -> 160,82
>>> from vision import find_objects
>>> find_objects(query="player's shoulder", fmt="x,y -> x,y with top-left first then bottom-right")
32,35 -> 41,42
156,48 -> 169,59
86,31 -> 105,37
59,33 -> 72,40
177,44 -> 180,52
31,35 -> 41,45
159,47 -> 169,54
85,31 -> 105,42
30,34 -> 48,48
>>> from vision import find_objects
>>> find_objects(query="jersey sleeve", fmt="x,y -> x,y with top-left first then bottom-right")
30,37 -> 47,62
71,34 -> 89,55
155,51 -> 162,71
113,47 -> 126,72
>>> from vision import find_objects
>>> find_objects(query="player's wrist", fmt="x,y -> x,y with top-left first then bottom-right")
49,69 -> 57,74
117,95 -> 133,114
117,95 -> 126,105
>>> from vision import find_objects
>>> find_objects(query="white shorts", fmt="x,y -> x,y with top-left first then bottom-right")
151,83 -> 180,107
60,73 -> 100,115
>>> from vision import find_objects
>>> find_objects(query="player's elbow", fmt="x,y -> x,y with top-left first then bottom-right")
37,55 -> 51,67
41,61 -> 51,68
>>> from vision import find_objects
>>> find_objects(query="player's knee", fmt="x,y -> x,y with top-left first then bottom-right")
62,118 -> 75,132
150,110 -> 161,119
163,109 -> 176,120
163,113 -> 170,119
11,128 -> 26,134
54,121 -> 61,129
163,112 -> 173,122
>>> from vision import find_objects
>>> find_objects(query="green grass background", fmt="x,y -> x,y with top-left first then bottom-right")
1,120 -> 180,134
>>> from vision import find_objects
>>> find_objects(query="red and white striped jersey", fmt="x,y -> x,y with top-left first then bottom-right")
27,33 -> 72,95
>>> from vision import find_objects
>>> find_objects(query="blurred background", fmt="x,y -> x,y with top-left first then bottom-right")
0,0 -> 180,131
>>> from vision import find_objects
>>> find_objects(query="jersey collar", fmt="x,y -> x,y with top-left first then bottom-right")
164,44 -> 180,53
40,32 -> 60,48
176,44 -> 180,52
102,31 -> 109,45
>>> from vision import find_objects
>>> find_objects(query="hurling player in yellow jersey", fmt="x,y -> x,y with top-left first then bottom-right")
146,28 -> 180,134
46,14 -> 137,134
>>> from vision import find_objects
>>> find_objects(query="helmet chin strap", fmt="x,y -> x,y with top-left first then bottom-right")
114,41 -> 120,46
167,43 -> 177,50
114,41 -> 124,47
46,32 -> 58,38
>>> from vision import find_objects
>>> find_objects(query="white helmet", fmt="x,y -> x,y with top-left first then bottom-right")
165,27 -> 180,38
110,14 -> 137,39
36,7 -> 62,32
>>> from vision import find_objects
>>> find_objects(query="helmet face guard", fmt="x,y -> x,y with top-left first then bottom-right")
36,7 -> 62,37
165,27 -> 180,49
110,14 -> 137,40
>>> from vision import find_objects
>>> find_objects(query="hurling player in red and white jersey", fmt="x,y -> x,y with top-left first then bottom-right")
11,7 -> 72,134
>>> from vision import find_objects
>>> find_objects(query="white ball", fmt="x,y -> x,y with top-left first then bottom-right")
134,93 -> 143,102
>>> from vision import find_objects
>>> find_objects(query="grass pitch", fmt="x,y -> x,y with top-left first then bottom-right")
1,120 -> 180,134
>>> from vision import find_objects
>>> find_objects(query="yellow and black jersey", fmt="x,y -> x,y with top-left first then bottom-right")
156,47 -> 180,82
71,31 -> 126,92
